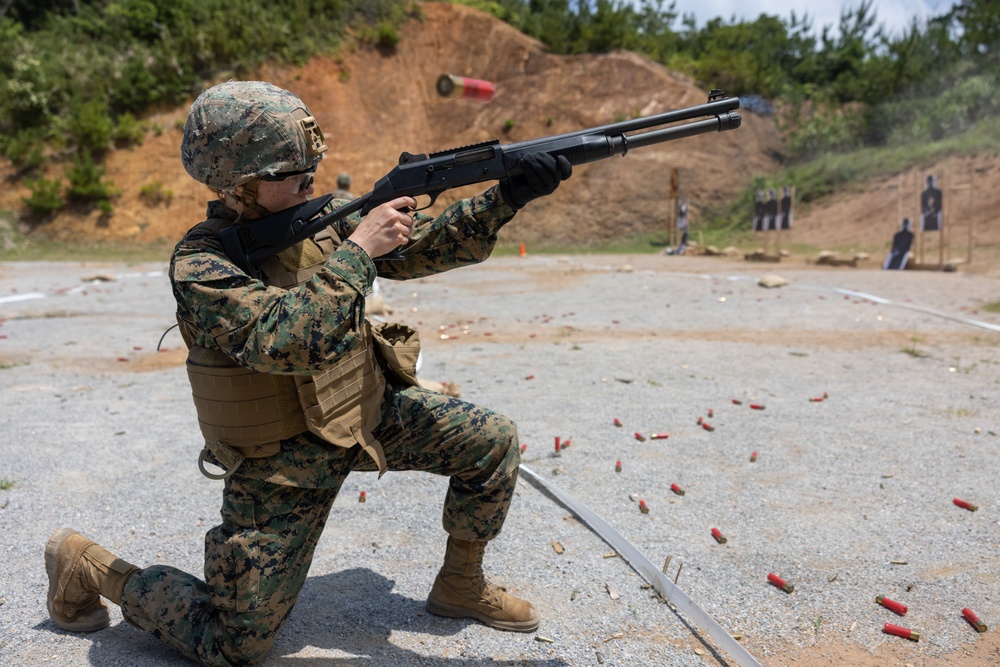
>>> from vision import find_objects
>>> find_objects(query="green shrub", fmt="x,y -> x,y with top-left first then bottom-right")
139,180 -> 173,206
66,151 -> 120,203
69,98 -> 114,155
113,111 -> 144,147
3,129 -> 44,171
21,177 -> 64,215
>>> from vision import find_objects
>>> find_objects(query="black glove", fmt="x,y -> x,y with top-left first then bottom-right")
500,152 -> 573,210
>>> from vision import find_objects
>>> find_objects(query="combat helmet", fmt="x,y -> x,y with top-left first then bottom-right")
181,81 -> 328,197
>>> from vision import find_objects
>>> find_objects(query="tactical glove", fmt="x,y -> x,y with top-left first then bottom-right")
500,152 -> 573,210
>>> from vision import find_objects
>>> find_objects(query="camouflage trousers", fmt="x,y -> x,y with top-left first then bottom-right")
119,385 -> 521,667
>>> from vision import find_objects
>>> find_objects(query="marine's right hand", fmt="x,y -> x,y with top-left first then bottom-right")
347,196 -> 417,259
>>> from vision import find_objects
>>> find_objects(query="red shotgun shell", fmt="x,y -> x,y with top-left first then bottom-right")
732,399 -> 743,405
767,573 -> 794,593
650,433 -> 670,440
614,418 -> 623,427
634,432 -> 646,442
962,608 -> 988,633
436,73 -> 496,101
750,404 -> 765,410
615,460 -> 622,473
711,528 -> 727,544
809,396 -> 825,402
876,595 -> 907,616
520,443 -> 527,453
358,490 -> 366,503
750,451 -> 758,462
954,497 -> 979,511
708,408 -> 714,418
554,436 -> 561,454
670,483 -> 685,496
883,623 -> 920,641
701,422 -> 715,432
639,500 -> 649,514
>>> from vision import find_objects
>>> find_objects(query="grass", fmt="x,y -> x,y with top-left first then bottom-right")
0,478 -> 14,491
984,302 -> 1000,314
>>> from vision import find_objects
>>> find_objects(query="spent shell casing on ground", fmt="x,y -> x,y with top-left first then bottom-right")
750,403 -> 765,410
615,460 -> 622,473
883,623 -> 920,641
436,73 -> 495,101
639,500 -> 649,514
876,595 -> 908,616
767,573 -> 794,593
670,483 -> 685,496
962,608 -> 988,633
650,433 -> 670,440
953,497 -> 979,511
634,432 -> 646,442
750,450 -> 758,462
711,528 -> 727,544
358,490 -> 366,503
613,417 -> 623,427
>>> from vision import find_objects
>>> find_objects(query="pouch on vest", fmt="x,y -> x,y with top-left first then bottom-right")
294,321 -> 389,475
371,321 -> 421,387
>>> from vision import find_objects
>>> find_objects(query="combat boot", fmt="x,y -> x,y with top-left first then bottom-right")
45,527 -> 140,632
426,536 -> 539,632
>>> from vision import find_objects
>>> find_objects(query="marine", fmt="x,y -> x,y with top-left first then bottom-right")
45,80 -> 572,666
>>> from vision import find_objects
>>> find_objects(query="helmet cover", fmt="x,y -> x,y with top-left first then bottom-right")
181,81 -> 327,190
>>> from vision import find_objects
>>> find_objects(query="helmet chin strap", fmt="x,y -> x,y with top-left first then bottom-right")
228,179 -> 270,218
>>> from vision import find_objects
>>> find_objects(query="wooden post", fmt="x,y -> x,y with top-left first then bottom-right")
967,164 -> 974,266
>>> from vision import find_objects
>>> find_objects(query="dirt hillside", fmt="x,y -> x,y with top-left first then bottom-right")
2,2 -> 998,264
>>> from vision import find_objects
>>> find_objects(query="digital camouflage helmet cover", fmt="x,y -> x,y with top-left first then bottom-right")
181,81 -> 328,191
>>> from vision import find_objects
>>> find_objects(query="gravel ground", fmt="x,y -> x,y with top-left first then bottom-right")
1,255 -> 998,667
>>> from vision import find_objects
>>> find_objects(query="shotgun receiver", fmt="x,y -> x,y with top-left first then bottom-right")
220,90 -> 741,277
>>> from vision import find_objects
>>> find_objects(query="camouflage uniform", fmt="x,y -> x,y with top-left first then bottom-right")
118,187 -> 521,666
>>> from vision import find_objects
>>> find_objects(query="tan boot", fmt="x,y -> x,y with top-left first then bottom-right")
426,536 -> 539,632
45,528 -> 140,632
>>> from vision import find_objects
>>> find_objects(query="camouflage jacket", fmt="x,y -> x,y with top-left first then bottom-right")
169,185 -> 515,487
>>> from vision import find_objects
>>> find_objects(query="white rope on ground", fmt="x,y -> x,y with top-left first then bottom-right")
519,464 -> 765,667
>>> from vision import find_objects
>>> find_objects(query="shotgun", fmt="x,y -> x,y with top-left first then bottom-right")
221,89 -> 741,277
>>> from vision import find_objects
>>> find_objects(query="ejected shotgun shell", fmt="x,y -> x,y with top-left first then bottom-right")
650,433 -> 670,440
750,451 -> 758,462
436,73 -> 495,101
358,490 -> 366,503
639,500 -> 649,514
954,497 -> 979,511
707,408 -> 714,418
767,573 -> 794,593
520,443 -> 527,453
750,403 -> 765,410
962,608 -> 988,633
554,436 -> 561,454
883,623 -> 920,641
876,595 -> 908,616
561,438 -> 571,449
732,399 -> 743,405
614,418 -> 623,427
670,483 -> 685,496
615,460 -> 622,473
809,397 -> 825,402
701,422 -> 715,432
634,432 -> 646,442
711,528 -> 727,544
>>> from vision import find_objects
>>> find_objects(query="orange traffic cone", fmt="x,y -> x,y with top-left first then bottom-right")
519,241 -> 526,257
